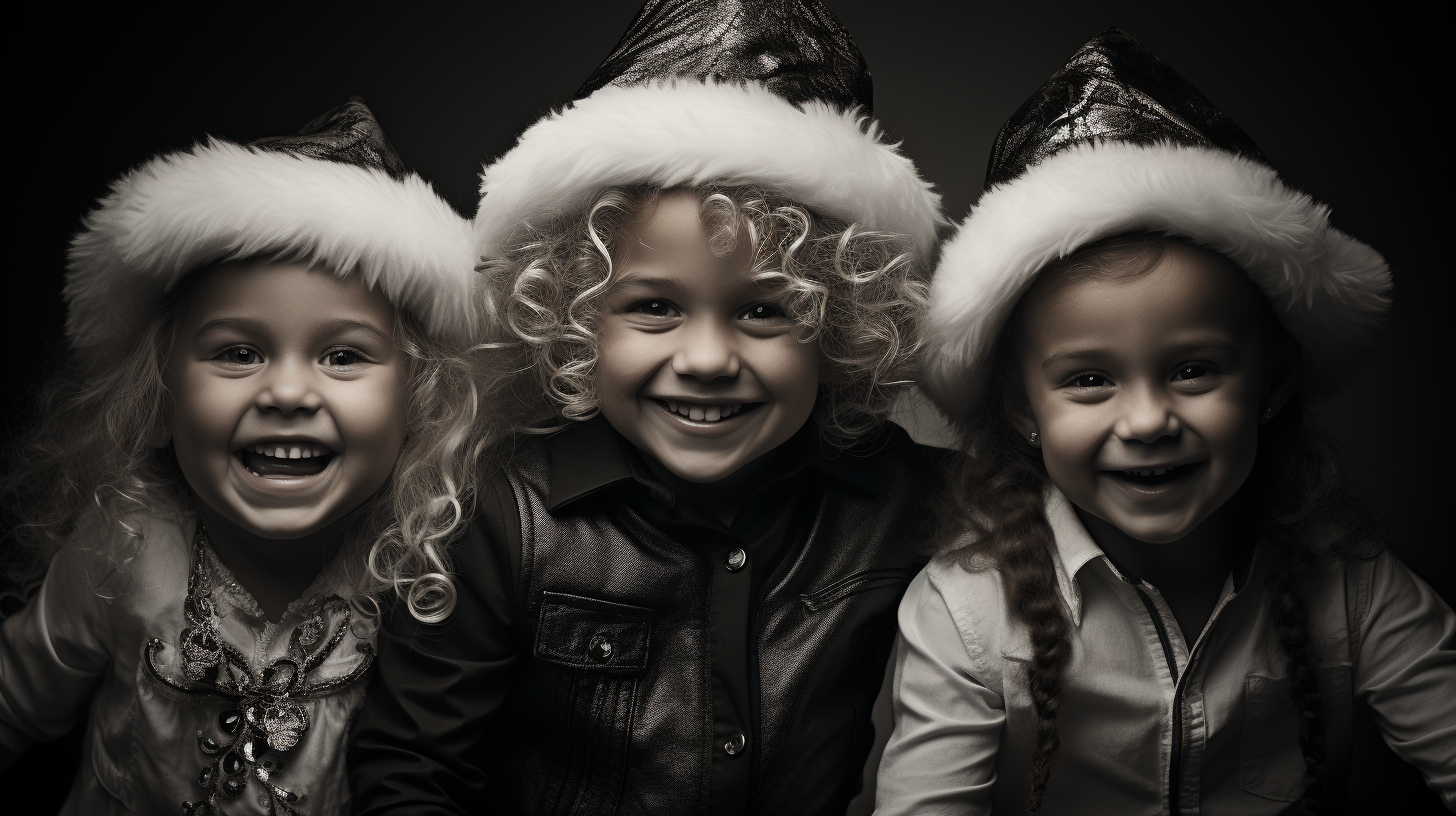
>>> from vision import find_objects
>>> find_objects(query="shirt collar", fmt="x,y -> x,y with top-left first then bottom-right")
1044,486 -> 1109,628
546,418 -> 890,512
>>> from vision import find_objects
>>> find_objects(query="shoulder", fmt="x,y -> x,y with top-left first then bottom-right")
900,553 -> 1015,691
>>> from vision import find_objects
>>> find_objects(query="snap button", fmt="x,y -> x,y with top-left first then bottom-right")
723,731 -> 747,756
725,548 -> 748,572
587,635 -> 613,663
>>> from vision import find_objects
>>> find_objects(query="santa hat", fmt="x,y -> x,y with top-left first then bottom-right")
922,28 -> 1392,415
474,0 -> 944,261
65,97 -> 479,364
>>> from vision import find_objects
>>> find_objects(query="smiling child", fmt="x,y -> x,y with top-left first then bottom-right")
346,2 -> 947,814
0,99 -> 484,815
875,29 -> 1455,815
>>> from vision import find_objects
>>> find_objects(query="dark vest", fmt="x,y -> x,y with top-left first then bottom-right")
497,432 -> 936,815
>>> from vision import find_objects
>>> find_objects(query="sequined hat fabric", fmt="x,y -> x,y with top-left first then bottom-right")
575,0 -> 872,113
65,98 -> 478,363
921,28 -> 1391,416
475,0 -> 943,260
251,96 -> 409,180
984,28 -> 1266,188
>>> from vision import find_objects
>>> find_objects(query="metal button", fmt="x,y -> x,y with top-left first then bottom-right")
587,635 -> 613,663
723,731 -> 747,756
725,548 -> 748,572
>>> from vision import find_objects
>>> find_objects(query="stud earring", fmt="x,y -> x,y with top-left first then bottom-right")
1029,431 -> 1040,446
1261,407 -> 1275,420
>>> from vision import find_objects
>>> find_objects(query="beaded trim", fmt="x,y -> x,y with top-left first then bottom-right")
143,525 -> 375,815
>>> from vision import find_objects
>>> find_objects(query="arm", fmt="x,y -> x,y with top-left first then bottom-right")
1350,549 -> 1456,810
347,475 -> 521,816
0,545 -> 112,768
873,568 -> 1004,816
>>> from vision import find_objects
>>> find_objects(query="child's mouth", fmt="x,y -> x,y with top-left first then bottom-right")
655,399 -> 761,423
1107,462 -> 1201,486
237,443 -> 335,478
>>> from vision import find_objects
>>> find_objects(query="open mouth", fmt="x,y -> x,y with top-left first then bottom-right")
1107,461 -> 1202,486
655,399 -> 761,423
237,443 -> 335,478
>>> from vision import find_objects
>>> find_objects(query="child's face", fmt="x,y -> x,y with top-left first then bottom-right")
594,189 -> 821,483
163,259 -> 409,540
1009,243 -> 1279,544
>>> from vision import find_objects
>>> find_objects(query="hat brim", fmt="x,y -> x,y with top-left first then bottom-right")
66,139 -> 479,359
922,141 -> 1391,417
475,80 -> 944,260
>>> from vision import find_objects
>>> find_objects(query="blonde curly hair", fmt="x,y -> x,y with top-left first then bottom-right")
1,260 -> 490,625
479,184 -> 929,449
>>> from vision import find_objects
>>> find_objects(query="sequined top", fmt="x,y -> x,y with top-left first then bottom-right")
0,511 -> 375,816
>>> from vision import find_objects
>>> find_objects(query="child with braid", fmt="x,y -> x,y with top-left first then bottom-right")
874,29 -> 1455,816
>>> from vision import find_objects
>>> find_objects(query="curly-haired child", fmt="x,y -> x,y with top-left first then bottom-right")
346,2 -> 948,814
0,99 -> 487,816
874,29 -> 1455,815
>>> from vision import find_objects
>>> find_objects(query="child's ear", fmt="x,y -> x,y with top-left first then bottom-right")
1002,382 -> 1040,443
1259,337 -> 1300,423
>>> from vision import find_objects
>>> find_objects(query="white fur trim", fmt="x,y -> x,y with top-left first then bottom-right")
66,139 -> 479,357
922,141 -> 1391,415
475,80 -> 944,260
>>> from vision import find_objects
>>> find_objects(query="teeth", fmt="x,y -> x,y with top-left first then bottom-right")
248,443 -> 330,459
1124,465 -> 1177,477
662,401 -> 749,422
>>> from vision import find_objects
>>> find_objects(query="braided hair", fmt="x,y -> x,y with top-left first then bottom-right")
935,234 -> 1379,813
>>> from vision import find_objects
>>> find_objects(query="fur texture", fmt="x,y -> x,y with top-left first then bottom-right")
475,80 -> 945,260
922,141 -> 1391,416
66,139 -> 479,359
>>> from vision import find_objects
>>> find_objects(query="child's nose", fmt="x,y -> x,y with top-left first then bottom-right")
670,319 -> 740,381
255,357 -> 324,414
1113,385 -> 1180,442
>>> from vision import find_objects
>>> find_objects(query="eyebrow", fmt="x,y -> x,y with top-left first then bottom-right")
1040,337 -> 1241,371
193,317 -> 394,345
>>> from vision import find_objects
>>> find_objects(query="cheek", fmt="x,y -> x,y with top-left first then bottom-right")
756,338 -> 821,410
593,325 -> 665,398
340,375 -> 410,455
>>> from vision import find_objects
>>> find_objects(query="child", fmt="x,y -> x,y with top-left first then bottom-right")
0,99 -> 484,816
347,2 -> 945,814
875,29 -> 1456,815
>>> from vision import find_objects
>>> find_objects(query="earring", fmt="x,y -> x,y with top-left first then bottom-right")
1261,407 -> 1275,420
1029,431 -> 1040,446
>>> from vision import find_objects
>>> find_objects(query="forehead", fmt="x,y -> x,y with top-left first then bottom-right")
614,189 -> 758,294
181,258 -> 396,329
1018,243 -> 1262,351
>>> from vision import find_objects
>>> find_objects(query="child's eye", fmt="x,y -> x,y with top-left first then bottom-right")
1068,373 -> 1111,389
1172,364 -> 1210,381
628,299 -> 679,318
322,348 -> 368,369
739,303 -> 787,321
216,346 -> 262,366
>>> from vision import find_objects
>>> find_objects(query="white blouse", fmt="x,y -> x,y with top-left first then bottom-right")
874,489 -> 1456,815
0,511 -> 375,816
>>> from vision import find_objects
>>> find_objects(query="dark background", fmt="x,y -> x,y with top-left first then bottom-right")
4,2 -> 1449,813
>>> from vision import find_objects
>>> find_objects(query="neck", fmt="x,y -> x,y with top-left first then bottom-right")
197,506 -> 346,623
1075,505 -> 1244,643
641,449 -> 786,527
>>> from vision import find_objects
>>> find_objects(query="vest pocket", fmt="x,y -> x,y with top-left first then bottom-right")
531,592 -> 654,816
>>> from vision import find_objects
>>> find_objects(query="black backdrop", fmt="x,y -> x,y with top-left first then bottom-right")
5,2 -> 1450,812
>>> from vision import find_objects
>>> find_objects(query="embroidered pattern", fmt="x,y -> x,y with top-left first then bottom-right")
144,527 -> 374,815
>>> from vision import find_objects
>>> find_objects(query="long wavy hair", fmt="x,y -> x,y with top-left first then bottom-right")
935,233 -> 1380,814
1,260 -> 490,626
477,184 -> 929,451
